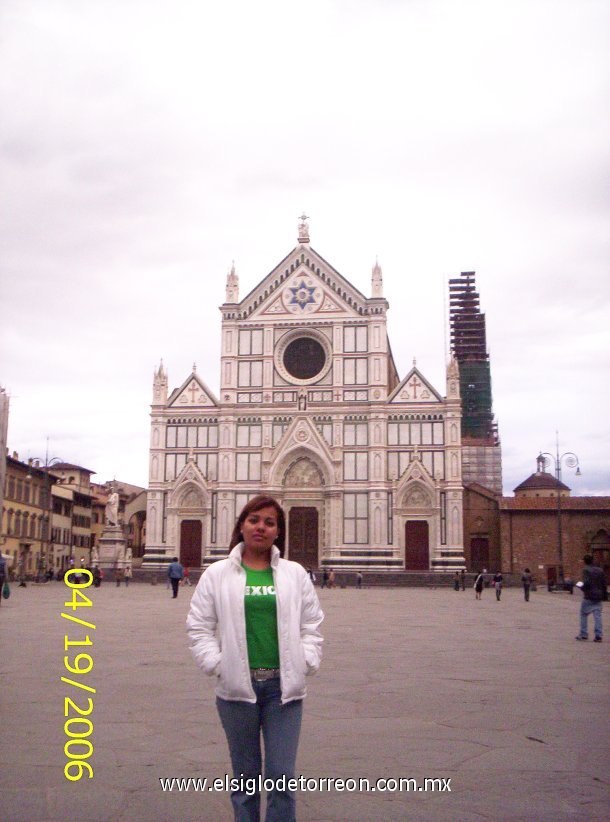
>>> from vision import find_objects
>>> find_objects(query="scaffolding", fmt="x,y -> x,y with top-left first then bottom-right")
449,271 -> 497,443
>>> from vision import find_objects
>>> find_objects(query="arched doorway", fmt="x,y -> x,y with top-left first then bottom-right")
288,508 -> 319,568
590,530 -> 610,582
405,521 -> 429,570
282,455 -> 324,568
180,520 -> 202,567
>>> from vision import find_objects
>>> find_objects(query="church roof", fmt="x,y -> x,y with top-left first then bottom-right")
513,471 -> 570,493
501,496 -> 610,511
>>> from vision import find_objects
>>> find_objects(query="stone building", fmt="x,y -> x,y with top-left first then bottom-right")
500,463 -> 610,585
1,454 -> 50,579
145,219 -> 466,571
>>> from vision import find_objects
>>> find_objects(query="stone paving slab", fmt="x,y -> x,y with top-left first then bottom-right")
0,582 -> 608,821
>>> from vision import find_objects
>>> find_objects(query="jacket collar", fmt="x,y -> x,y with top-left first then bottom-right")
229,541 -> 280,569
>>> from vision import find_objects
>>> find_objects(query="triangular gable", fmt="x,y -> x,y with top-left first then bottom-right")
168,458 -> 209,508
257,277 -> 351,319
388,367 -> 442,404
396,454 -> 436,498
232,245 -> 369,320
167,373 -> 218,408
268,415 -> 334,486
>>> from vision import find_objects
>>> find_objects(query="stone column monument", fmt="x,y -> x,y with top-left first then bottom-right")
97,485 -> 127,570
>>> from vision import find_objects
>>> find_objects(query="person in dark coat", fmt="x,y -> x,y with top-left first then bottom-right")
521,568 -> 533,601
167,557 -> 184,598
575,555 -> 607,641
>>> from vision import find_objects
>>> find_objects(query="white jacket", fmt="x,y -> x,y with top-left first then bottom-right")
186,543 -> 324,704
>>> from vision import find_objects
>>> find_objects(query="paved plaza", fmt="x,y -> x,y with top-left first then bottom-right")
1,579 -> 608,821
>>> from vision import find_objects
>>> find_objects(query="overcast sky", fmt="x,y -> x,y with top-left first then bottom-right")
1,0 -> 608,496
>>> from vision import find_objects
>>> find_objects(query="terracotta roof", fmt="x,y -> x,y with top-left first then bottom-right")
46,462 -> 96,475
513,471 -> 570,493
501,496 -> 610,511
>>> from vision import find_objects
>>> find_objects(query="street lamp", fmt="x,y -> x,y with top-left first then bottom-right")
538,431 -> 581,583
26,440 -> 63,583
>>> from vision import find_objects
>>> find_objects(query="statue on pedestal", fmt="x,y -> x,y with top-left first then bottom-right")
105,491 -> 119,526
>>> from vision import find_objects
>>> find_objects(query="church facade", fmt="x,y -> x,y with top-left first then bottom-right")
144,220 -> 465,571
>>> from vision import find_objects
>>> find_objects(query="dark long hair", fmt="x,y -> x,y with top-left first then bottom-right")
229,495 -> 286,556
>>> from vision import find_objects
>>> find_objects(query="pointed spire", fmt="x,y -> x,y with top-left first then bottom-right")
153,359 -> 168,404
371,258 -> 383,297
225,261 -> 239,303
298,213 -> 310,244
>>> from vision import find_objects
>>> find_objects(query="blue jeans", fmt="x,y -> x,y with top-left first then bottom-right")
579,599 -> 603,639
216,678 -> 302,822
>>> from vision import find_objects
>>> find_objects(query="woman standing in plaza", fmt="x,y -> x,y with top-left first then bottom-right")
186,495 -> 324,821
474,570 -> 485,600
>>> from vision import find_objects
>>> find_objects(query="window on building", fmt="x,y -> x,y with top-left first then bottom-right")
236,453 -> 261,481
16,479 -> 23,502
235,493 -> 253,521
344,326 -> 367,352
388,452 -> 410,481
314,418 -> 332,446
387,492 -> 393,544
165,453 -> 187,482
344,493 -> 368,544
7,476 -> 15,499
236,424 -> 262,448
239,328 -> 263,356
198,424 -> 219,448
344,422 -> 368,446
344,358 -> 368,385
196,453 -> 218,481
343,452 -> 368,481
273,418 -> 291,446
238,361 -> 263,387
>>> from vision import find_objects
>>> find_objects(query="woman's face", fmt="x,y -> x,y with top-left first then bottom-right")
241,506 -> 279,553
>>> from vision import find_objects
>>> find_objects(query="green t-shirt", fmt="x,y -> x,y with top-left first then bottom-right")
242,563 -> 280,669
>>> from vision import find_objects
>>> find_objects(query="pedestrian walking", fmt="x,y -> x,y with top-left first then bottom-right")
182,566 -> 192,587
115,567 -> 124,587
460,569 -> 466,591
328,568 -> 336,589
493,572 -> 503,600
356,571 -> 363,589
453,572 -> 460,591
575,554 -> 607,642
474,570 -> 485,600
521,568 -> 533,601
92,566 -> 102,588
124,565 -> 132,587
167,557 -> 184,598
321,569 -> 329,589
186,495 -> 324,821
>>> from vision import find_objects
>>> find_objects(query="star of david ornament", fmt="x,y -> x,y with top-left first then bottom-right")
289,279 -> 316,309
